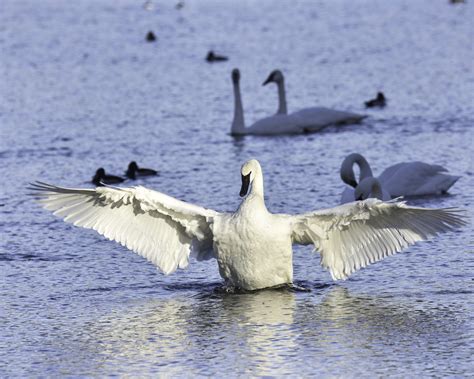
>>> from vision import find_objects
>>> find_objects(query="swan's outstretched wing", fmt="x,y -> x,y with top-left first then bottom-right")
30,182 -> 221,274
291,199 -> 466,280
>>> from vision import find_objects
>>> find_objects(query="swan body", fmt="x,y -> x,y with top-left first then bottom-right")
377,161 -> 461,197
262,70 -> 366,131
31,159 -> 465,291
341,177 -> 391,204
231,69 -> 306,136
340,153 -> 460,198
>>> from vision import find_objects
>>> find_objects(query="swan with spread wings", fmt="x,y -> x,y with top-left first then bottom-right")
31,159 -> 465,291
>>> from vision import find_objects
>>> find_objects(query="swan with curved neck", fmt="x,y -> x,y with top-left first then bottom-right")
263,69 -> 367,131
32,158 -> 465,291
340,153 -> 389,203
340,153 -> 461,200
231,69 -> 306,136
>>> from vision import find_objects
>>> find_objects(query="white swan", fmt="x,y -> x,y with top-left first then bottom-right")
262,70 -> 367,131
341,177 -> 391,204
231,69 -> 306,136
31,159 -> 465,291
340,153 -> 461,198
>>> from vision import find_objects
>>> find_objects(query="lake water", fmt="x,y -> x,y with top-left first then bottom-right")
1,0 -> 473,377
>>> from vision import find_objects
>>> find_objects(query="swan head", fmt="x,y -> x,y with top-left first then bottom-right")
377,92 -> 385,101
232,68 -> 240,84
340,153 -> 372,188
240,159 -> 261,197
355,177 -> 383,201
263,69 -> 284,86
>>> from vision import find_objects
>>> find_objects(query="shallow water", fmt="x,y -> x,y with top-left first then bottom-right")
1,0 -> 473,377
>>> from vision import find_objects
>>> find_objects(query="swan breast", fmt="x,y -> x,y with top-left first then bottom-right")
211,209 -> 293,290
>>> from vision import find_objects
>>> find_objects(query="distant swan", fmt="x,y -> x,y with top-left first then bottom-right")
31,159 -> 465,291
262,69 -> 366,131
340,153 -> 461,198
231,69 -> 306,136
126,161 -> 158,179
341,177 -> 391,204
92,168 -> 125,186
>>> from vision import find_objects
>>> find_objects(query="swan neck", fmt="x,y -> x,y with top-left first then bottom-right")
355,155 -> 373,181
370,180 -> 383,199
277,78 -> 287,114
251,169 -> 265,198
231,80 -> 245,134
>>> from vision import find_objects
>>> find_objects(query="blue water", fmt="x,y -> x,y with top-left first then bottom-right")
1,0 -> 473,377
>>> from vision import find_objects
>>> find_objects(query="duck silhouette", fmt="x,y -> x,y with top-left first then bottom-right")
126,161 -> 158,180
92,168 -> 125,186
364,92 -> 386,108
206,51 -> 228,62
146,31 -> 156,42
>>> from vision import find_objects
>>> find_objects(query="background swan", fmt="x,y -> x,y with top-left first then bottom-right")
231,69 -> 305,136
341,153 -> 460,198
31,159 -> 465,291
262,69 -> 367,131
341,177 -> 390,204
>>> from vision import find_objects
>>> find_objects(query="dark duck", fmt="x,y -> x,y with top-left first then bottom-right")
206,50 -> 228,62
126,161 -> 158,179
92,168 -> 125,186
364,92 -> 386,108
146,31 -> 156,42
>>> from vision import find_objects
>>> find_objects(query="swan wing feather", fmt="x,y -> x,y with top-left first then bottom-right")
291,199 -> 466,280
29,182 -> 220,274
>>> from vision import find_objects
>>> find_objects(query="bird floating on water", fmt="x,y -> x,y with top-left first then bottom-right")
92,168 -> 125,186
206,51 -> 228,62
231,69 -> 309,136
146,31 -> 156,42
364,92 -> 386,108
126,161 -> 158,179
143,0 -> 154,11
340,153 -> 461,199
31,159 -> 465,291
262,69 -> 366,130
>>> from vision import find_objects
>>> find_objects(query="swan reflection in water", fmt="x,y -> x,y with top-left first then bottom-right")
68,286 -> 464,376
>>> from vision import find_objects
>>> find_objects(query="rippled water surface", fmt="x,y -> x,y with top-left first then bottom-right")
1,0 -> 473,377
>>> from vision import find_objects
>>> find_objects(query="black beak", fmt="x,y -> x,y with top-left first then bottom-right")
240,173 -> 251,197
348,179 -> 358,188
356,195 -> 364,201
262,74 -> 273,86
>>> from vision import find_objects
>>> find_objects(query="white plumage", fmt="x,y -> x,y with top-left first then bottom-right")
340,177 -> 391,204
340,153 -> 461,199
262,69 -> 366,131
31,159 -> 465,290
231,68 -> 305,136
